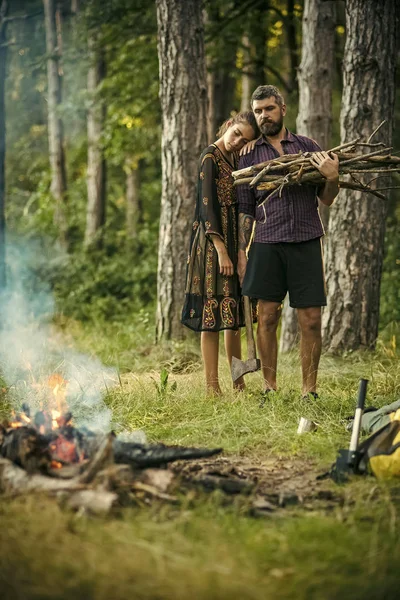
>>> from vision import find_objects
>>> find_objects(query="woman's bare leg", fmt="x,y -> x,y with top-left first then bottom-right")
224,329 -> 245,390
201,331 -> 222,394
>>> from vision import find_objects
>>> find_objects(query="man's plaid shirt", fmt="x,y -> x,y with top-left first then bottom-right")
237,130 -> 325,243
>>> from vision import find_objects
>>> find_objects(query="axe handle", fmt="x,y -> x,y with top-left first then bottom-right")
349,378 -> 368,453
244,296 -> 257,360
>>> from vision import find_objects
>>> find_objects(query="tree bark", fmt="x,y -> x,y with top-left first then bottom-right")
0,0 -> 8,290
280,0 -> 336,353
84,34 -> 107,249
125,158 -> 142,247
240,34 -> 252,111
156,0 -> 208,340
43,0 -> 68,249
213,64 -> 236,130
322,0 -> 398,352
206,66 -> 216,143
296,0 -> 336,227
286,0 -> 299,94
204,2 -> 237,138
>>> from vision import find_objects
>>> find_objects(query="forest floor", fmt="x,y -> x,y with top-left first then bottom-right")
1,315 -> 400,600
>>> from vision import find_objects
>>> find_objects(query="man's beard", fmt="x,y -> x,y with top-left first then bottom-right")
260,114 -> 284,137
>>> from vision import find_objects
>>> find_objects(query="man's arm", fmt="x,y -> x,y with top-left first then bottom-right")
310,151 -> 340,206
237,153 -> 257,285
238,213 -> 254,285
239,213 -> 255,252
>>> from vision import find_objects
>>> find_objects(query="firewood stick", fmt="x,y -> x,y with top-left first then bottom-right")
256,175 -> 391,201
367,120 -> 387,143
78,434 -> 114,484
335,147 -> 393,166
250,166 -> 271,188
131,481 -> 178,503
0,457 -> 85,495
328,138 -> 360,152
233,144 -> 400,182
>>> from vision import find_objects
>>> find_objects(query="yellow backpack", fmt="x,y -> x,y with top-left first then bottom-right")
358,409 -> 400,478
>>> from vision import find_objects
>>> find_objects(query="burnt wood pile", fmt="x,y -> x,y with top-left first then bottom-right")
0,407 -> 226,513
0,409 -> 343,516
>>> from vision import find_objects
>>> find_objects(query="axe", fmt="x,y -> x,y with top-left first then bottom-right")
331,378 -> 368,482
231,296 -> 261,383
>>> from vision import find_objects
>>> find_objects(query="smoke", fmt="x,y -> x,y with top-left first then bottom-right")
0,240 -> 117,432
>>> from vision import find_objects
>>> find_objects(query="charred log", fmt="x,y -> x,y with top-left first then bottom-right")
0,427 -> 51,474
112,440 -> 222,469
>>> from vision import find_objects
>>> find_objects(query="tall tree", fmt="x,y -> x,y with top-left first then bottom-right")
84,32 -> 107,248
322,0 -> 398,352
0,0 -> 8,290
43,0 -> 68,248
125,157 -> 142,247
205,1 -> 238,138
156,0 -> 208,340
280,0 -> 336,353
285,0 -> 299,94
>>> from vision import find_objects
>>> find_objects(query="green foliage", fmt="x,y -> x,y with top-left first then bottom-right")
152,368 -> 178,400
2,0 -> 399,335
45,227 -> 158,322
380,212 -> 400,332
1,336 -> 400,600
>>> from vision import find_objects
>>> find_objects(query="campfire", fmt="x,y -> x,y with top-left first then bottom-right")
0,374 -> 341,517
0,372 -> 227,513
4,374 -> 91,472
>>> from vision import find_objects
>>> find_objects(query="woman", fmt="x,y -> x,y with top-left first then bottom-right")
181,112 -> 259,395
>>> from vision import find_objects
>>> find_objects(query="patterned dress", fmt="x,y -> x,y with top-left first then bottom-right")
181,144 -> 246,332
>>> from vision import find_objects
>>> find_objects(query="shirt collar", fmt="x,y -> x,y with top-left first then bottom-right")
257,128 -> 296,145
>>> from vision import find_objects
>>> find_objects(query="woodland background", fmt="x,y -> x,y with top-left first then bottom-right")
0,0 -> 399,352
1,3 -> 400,600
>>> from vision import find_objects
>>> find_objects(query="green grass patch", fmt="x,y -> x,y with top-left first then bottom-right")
1,317 -> 400,599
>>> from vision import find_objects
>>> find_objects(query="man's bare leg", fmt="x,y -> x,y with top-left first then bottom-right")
297,307 -> 322,396
257,300 -> 282,391
224,329 -> 245,390
201,331 -> 222,395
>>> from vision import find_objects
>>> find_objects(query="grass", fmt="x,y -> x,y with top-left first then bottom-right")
1,314 -> 400,599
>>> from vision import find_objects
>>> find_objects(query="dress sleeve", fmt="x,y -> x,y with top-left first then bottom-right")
198,153 -> 224,241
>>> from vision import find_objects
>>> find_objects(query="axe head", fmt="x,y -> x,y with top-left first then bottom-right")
331,449 -> 363,483
231,356 -> 261,383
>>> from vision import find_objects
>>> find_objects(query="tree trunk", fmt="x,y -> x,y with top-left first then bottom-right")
43,0 -> 68,249
214,65 -> 236,130
206,67 -> 216,143
296,0 -> 336,230
251,8 -> 267,89
286,0 -> 299,93
156,0 -> 208,340
322,0 -> 398,353
204,2 -> 236,138
0,0 -> 8,291
84,34 -> 107,249
280,0 -> 336,353
240,34 -> 252,111
125,158 -> 142,247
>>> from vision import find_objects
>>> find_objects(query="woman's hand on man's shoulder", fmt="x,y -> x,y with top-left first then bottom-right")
239,136 -> 260,156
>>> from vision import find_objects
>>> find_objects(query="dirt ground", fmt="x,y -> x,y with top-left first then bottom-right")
172,455 -> 344,516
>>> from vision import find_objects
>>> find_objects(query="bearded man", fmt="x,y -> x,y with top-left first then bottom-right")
237,85 -> 339,401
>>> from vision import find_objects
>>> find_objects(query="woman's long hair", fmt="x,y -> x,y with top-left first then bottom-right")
216,111 -> 259,139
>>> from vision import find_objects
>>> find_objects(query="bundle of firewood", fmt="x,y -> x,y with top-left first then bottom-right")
232,122 -> 400,206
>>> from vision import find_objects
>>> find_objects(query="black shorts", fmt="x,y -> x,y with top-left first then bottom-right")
242,238 -> 327,308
